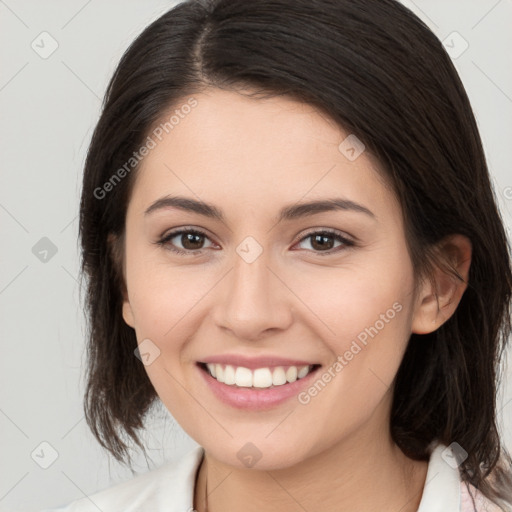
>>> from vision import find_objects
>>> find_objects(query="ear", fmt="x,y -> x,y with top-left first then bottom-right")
122,299 -> 135,329
411,234 -> 472,334
107,232 -> 135,329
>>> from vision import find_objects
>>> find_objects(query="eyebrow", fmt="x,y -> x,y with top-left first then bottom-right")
144,195 -> 376,223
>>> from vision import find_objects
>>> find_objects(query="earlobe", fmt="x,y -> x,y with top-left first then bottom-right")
411,234 -> 472,335
107,231 -> 134,328
122,300 -> 135,328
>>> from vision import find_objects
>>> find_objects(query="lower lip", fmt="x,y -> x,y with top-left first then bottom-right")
197,363 -> 321,411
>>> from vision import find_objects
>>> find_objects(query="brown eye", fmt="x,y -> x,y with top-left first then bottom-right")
310,233 -> 336,251
295,229 -> 354,255
179,232 -> 206,250
157,228 -> 214,255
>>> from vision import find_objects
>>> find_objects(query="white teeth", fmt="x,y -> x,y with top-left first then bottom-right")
215,364 -> 224,382
272,367 -> 287,385
206,363 -> 216,378
223,364 -> 236,385
204,363 -> 314,388
285,366 -> 297,383
253,368 -> 273,388
297,366 -> 310,379
235,367 -> 253,387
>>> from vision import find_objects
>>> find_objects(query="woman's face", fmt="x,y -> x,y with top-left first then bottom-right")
121,87 -> 424,469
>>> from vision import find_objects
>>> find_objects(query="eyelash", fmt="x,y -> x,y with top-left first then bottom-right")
155,227 -> 355,257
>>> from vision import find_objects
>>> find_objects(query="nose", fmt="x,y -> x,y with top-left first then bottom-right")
211,245 -> 294,341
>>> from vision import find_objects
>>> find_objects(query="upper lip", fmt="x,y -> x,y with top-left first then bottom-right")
199,354 -> 320,370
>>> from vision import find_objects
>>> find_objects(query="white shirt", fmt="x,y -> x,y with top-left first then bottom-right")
41,443 -> 502,512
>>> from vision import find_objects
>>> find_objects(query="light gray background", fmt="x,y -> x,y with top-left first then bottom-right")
1,1 -> 511,511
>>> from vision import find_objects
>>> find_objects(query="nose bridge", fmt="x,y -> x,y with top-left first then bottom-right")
232,239 -> 270,300
213,235 -> 293,339
230,238 -> 275,313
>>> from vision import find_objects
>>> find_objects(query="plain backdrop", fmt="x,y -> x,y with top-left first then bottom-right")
0,1 -> 511,510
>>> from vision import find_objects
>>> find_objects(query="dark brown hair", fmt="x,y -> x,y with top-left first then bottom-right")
78,0 -> 512,507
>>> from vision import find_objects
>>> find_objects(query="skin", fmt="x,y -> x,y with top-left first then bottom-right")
119,87 -> 472,512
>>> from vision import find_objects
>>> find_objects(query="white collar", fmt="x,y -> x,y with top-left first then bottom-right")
416,442 -> 461,511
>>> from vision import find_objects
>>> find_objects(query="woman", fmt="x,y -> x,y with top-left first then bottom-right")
42,0 -> 512,510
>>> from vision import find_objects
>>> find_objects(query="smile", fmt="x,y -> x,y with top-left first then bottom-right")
202,363 -> 318,389
197,361 -> 322,410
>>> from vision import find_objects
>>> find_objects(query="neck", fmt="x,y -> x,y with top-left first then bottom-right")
193,429 -> 428,512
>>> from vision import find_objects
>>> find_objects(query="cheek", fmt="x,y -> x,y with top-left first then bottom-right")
291,261 -> 413,348
289,269 -> 413,443
287,250 -> 416,408
124,242 -> 214,336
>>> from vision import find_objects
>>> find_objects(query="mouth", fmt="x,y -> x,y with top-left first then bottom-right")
197,362 -> 322,389
196,360 -> 322,410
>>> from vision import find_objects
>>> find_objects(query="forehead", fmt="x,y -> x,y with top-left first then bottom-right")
129,88 -> 397,220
